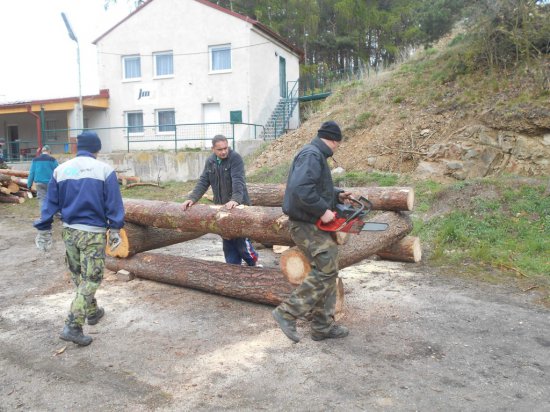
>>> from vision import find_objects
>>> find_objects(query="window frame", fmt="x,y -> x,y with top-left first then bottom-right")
209,44 -> 232,73
156,109 -> 176,134
153,51 -> 174,78
122,55 -> 141,81
125,111 -> 144,135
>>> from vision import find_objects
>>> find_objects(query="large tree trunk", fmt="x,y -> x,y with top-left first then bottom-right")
377,236 -> 422,263
106,222 -> 204,258
105,253 -> 344,309
246,184 -> 414,211
280,212 -> 413,285
123,199 -> 294,246
0,194 -> 24,204
0,169 -> 29,178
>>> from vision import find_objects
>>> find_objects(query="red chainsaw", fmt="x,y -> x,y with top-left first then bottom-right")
316,196 -> 388,234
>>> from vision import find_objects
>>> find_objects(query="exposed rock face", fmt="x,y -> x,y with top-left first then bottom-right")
417,125 -> 550,180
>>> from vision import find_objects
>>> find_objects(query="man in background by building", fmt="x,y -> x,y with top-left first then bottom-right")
28,145 -> 58,210
34,131 -> 124,346
272,121 -> 351,343
0,141 -> 8,169
181,134 -> 259,266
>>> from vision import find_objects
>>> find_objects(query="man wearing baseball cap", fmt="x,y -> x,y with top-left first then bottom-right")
28,145 -> 58,210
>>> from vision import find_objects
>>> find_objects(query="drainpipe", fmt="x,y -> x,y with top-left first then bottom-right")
27,105 -> 42,154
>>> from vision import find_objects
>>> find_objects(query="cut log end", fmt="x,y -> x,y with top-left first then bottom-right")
406,190 -> 415,211
106,228 -> 130,258
280,248 -> 311,285
377,236 -> 422,263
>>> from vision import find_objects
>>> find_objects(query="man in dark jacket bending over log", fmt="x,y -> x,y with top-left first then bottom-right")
272,121 -> 351,343
182,135 -> 259,266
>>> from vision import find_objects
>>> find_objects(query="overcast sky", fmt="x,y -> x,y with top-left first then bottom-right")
0,0 -> 133,103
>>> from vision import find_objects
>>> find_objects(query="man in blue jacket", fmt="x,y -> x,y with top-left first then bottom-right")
182,135 -> 259,266
27,145 -> 58,210
34,131 -> 125,346
272,121 -> 351,343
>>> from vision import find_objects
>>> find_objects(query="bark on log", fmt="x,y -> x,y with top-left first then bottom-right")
10,176 -> 28,187
105,252 -> 344,310
106,222 -> 203,258
246,184 -> 414,211
0,173 -> 15,186
0,194 -> 24,203
118,175 -> 141,185
376,236 -> 422,263
247,184 -> 286,207
13,190 -> 34,199
280,212 -> 413,285
123,199 -> 294,246
0,169 -> 29,178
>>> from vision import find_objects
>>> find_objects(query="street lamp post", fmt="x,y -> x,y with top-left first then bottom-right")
61,12 -> 83,132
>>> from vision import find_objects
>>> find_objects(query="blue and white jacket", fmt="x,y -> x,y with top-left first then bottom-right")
34,151 -> 125,233
28,153 -> 58,186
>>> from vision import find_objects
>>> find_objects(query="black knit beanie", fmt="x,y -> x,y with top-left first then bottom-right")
317,121 -> 342,141
77,131 -> 102,153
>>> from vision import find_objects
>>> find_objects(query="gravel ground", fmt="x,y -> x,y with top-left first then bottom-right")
1,213 -> 549,411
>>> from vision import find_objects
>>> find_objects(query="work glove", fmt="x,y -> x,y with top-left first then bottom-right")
108,229 -> 122,252
35,230 -> 53,252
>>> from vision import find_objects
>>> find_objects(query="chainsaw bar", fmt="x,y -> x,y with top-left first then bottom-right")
361,222 -> 389,231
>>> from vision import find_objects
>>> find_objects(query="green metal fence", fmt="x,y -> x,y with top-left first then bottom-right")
38,122 -> 265,155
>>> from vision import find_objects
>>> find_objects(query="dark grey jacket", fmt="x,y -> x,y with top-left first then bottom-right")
283,137 -> 342,223
188,149 -> 250,205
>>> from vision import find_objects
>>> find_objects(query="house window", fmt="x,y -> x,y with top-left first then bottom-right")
123,55 -> 141,80
44,119 -> 59,141
157,110 -> 175,132
209,44 -> 231,72
154,51 -> 173,77
126,111 -> 144,133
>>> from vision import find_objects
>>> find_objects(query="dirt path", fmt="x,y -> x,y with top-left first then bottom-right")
1,212 -> 549,411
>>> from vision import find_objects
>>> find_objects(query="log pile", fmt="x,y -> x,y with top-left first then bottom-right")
105,185 -> 422,312
0,170 -> 34,204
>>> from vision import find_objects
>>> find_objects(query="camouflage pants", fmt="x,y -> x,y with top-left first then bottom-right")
62,227 -> 106,328
278,220 -> 339,334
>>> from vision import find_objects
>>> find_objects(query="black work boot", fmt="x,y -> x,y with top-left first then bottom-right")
87,307 -> 105,325
59,325 -> 93,346
272,308 -> 300,343
311,324 -> 349,341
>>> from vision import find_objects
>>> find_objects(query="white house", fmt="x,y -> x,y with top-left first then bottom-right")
93,0 -> 302,152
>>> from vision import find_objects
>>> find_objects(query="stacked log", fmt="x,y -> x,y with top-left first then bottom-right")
106,253 -> 344,308
0,171 -> 34,204
108,185 -> 420,311
247,183 -> 415,211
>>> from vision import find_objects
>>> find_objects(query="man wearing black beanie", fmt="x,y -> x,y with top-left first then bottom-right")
272,121 -> 351,343
33,131 -> 125,346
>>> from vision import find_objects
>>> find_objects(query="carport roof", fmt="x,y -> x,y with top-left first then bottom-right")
0,89 -> 109,115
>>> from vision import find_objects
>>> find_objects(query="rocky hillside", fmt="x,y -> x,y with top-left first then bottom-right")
249,34 -> 550,182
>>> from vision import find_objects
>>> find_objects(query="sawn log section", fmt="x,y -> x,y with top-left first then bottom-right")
105,253 -> 344,309
280,211 -> 413,285
106,222 -> 203,258
123,199 -> 294,246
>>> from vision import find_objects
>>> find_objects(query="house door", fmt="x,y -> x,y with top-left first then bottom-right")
202,103 -> 221,148
7,125 -> 19,161
279,56 -> 287,98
